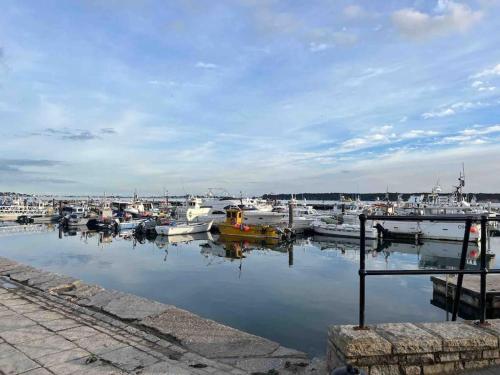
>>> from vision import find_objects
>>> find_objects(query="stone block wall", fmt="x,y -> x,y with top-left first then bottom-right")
327,320 -> 500,374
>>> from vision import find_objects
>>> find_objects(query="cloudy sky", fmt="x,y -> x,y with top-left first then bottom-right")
1,0 -> 500,195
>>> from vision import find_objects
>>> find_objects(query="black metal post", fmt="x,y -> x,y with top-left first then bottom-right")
479,215 -> 488,324
452,217 -> 472,321
358,214 -> 366,329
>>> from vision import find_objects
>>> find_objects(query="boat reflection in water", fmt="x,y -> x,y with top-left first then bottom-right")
154,232 -> 213,248
199,235 -> 295,275
376,240 -> 490,270
309,234 -> 492,270
57,224 -> 492,271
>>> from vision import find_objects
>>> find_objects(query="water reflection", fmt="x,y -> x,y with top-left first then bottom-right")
56,226 -> 492,271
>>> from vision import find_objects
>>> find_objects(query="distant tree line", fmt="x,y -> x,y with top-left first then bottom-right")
262,193 -> 500,202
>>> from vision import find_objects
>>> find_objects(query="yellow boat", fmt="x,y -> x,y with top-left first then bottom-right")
218,208 -> 284,240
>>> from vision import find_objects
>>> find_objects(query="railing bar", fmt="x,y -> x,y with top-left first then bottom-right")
358,214 -> 366,329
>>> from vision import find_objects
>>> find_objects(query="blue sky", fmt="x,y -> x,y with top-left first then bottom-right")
1,0 -> 500,195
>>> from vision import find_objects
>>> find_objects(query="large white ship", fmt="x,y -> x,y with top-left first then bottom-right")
377,171 -> 488,242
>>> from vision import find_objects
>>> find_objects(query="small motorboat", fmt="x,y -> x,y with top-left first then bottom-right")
155,220 -> 213,236
311,220 -> 378,239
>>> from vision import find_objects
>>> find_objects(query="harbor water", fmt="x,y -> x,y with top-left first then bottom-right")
0,224 -> 499,357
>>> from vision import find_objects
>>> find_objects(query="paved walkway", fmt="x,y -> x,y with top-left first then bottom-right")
0,278 -> 248,374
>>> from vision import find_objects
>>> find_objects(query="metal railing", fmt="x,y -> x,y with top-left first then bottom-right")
357,214 -> 500,329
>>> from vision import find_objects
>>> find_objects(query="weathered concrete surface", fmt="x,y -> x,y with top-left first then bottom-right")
328,325 -> 392,357
328,321 -> 500,374
102,294 -> 169,320
418,322 -> 497,352
141,306 -> 281,359
0,255 -> 326,374
375,323 -> 442,354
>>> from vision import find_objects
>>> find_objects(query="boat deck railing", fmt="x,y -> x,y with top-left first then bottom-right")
357,214 -> 500,329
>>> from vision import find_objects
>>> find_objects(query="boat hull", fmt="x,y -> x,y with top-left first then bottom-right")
155,221 -> 213,236
312,223 -> 378,239
378,220 -> 481,242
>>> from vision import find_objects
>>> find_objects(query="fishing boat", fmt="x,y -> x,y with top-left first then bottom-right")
155,220 -> 213,236
217,208 -> 287,240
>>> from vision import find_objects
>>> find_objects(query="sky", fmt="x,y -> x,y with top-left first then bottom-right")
1,0 -> 500,195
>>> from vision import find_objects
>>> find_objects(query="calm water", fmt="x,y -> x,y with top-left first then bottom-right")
0,224 -> 499,357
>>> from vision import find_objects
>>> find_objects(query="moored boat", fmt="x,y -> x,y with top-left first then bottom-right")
218,208 -> 288,240
312,220 -> 378,239
155,220 -> 213,236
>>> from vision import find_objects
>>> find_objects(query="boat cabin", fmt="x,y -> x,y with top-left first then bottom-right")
226,208 -> 243,225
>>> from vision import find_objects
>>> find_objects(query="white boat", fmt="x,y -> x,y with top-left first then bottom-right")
377,220 -> 481,242
155,220 -> 213,236
312,220 -> 378,239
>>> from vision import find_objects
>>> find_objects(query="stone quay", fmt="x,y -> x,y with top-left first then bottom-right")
0,256 -> 325,374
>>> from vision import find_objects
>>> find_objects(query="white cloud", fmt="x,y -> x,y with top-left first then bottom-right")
478,85 -> 496,91
460,124 -> 500,136
470,78 -> 496,91
392,1 -> 482,39
336,125 -> 438,153
471,80 -> 484,88
472,63 -> 500,78
423,101 -> 491,119
195,61 -> 218,69
422,108 -> 455,119
401,130 -> 439,139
